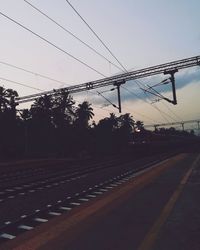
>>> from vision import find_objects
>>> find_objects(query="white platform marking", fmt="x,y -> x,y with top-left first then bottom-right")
79,198 -> 89,202
0,233 -> 16,239
18,225 -> 33,230
59,206 -> 72,211
34,218 -> 48,223
87,194 -> 96,198
70,202 -> 80,206
49,212 -> 61,216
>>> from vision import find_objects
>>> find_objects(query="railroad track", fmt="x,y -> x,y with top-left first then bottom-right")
0,153 -> 175,245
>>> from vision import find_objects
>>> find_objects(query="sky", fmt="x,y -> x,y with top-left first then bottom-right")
0,0 -> 200,129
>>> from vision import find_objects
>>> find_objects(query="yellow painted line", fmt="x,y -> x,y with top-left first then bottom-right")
137,154 -> 200,250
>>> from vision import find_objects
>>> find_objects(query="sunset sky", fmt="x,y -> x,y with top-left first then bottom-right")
0,0 -> 200,129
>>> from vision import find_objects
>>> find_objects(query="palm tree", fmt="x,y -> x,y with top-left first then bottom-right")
30,95 -> 53,125
0,87 -> 18,112
75,101 -> 94,129
52,91 -> 76,128
119,113 -> 135,132
135,120 -> 144,132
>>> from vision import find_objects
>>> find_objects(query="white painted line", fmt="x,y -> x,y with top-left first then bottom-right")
87,194 -> 96,198
75,193 -> 79,196
35,209 -> 40,213
34,218 -> 48,223
70,202 -> 80,206
106,186 -> 113,189
21,215 -> 27,218
94,191 -> 103,195
19,192 -> 25,195
67,196 -> 71,199
8,196 -> 15,199
110,184 -> 118,187
29,190 -> 35,193
6,189 -> 14,192
59,206 -> 72,211
100,188 -> 107,192
47,204 -> 52,207
18,225 -> 33,230
57,200 -> 62,203
79,198 -> 89,202
49,212 -> 61,216
4,221 -> 11,225
0,233 -> 16,240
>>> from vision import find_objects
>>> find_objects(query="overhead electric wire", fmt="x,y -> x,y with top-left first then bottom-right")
0,60 -> 68,86
129,79 -> 179,123
65,0 -> 127,72
0,77 -> 44,91
0,11 -> 106,78
22,1 -> 176,123
23,0 -> 123,73
86,88 -> 156,123
161,102 -> 183,122
138,78 -> 183,122
121,86 -> 174,123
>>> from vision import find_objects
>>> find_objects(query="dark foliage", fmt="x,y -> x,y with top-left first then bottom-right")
0,86 -> 197,160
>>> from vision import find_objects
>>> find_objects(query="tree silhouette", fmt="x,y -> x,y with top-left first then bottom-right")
75,101 -> 94,129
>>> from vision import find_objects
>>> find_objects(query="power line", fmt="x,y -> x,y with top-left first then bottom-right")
121,86 -> 173,123
0,60 -> 68,86
65,0 -> 127,72
0,77 -> 44,91
161,102 -> 183,122
23,0 -> 123,73
129,79 -> 179,123
0,11 -> 106,78
86,88 -> 156,123
136,78 -> 182,122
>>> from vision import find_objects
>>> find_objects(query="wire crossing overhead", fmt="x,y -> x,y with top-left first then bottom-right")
17,55 -> 200,104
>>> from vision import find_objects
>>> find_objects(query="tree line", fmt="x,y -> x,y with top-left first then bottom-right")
0,86 -> 196,160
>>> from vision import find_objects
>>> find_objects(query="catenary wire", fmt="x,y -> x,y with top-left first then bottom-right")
0,11 -> 107,78
65,1 -> 175,123
23,0 -> 124,73
0,60 -> 68,86
121,86 -> 173,123
0,77 -> 44,91
65,0 -> 126,72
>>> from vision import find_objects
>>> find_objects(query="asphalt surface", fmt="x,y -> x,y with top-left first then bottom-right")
154,155 -> 200,250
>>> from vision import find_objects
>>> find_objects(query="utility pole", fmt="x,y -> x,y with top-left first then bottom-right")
197,121 -> 200,136
181,123 -> 185,131
164,69 -> 178,105
113,80 -> 125,113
